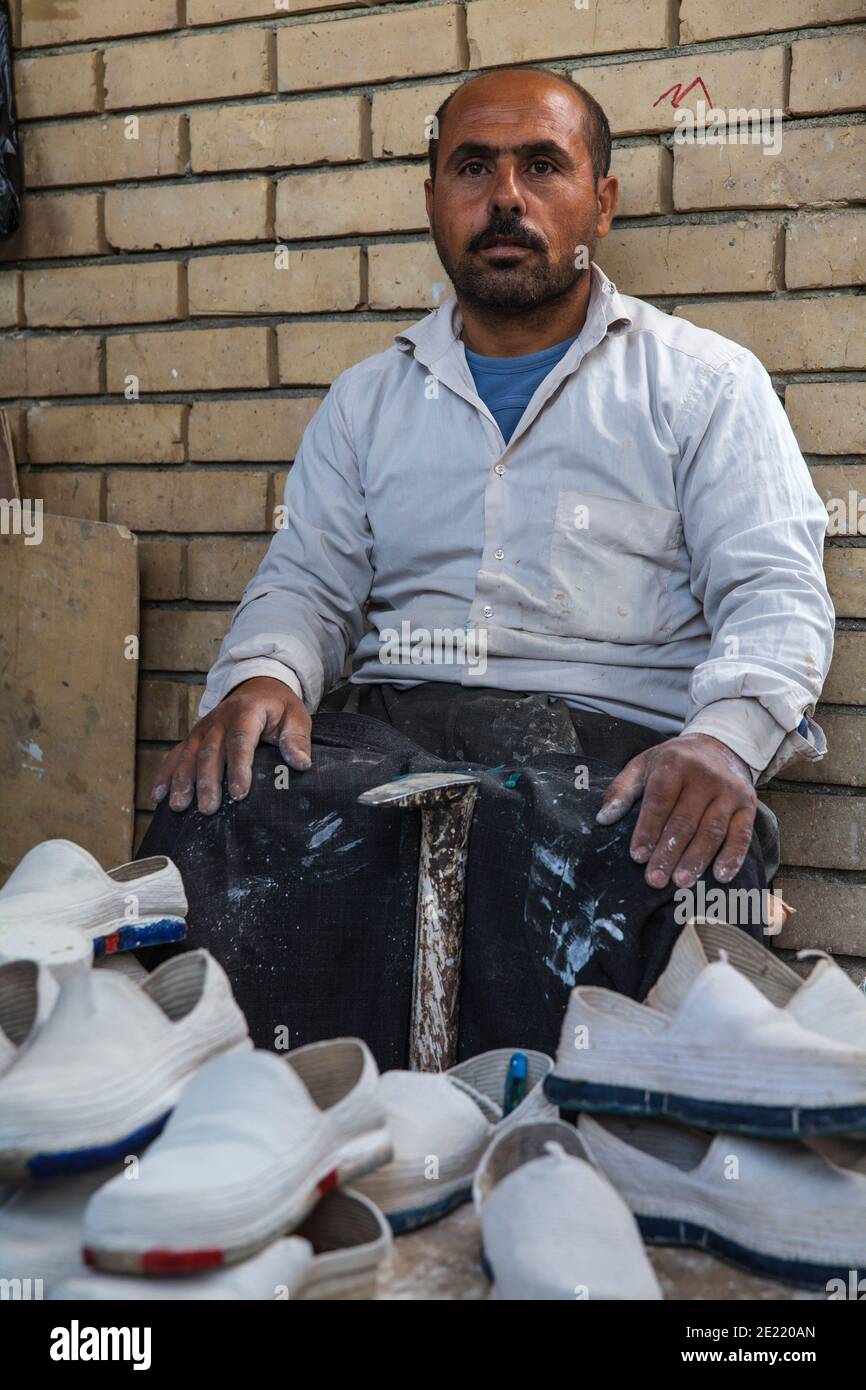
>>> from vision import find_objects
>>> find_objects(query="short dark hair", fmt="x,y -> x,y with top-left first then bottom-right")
428,67 -> 612,185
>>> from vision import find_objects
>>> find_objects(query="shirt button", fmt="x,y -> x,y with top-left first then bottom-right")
494,548 -> 504,560
494,463 -> 506,475
482,605 -> 494,618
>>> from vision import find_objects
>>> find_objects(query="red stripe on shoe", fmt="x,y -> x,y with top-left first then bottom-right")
141,1248 -> 225,1274
102,931 -> 120,954
318,1168 -> 339,1196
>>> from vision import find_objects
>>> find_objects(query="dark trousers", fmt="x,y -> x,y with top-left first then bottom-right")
138,683 -> 773,1070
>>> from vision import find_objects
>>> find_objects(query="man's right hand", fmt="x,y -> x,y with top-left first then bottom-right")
151,676 -> 312,816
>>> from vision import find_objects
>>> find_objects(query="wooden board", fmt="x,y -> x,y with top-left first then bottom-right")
0,409 -> 19,501
0,516 -> 138,880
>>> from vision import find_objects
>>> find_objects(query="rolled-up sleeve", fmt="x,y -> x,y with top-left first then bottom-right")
200,381 -> 373,717
675,349 -> 834,782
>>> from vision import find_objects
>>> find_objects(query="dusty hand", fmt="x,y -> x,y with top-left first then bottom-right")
150,676 -> 312,816
596,732 -> 757,890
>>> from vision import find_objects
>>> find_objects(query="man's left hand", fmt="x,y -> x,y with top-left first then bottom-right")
596,733 -> 757,890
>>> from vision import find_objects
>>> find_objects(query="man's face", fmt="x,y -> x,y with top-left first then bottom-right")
425,74 -> 617,316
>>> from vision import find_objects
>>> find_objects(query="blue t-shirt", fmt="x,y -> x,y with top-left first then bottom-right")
464,334 -> 579,444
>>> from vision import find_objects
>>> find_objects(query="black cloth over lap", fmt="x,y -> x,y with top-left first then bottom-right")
139,683 -> 768,1069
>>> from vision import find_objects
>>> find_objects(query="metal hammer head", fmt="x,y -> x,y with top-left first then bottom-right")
357,770 -> 481,811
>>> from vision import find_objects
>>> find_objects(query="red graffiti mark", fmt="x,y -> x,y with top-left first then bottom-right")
653,76 -> 714,109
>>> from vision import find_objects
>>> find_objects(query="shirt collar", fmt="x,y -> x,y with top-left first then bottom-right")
394,260 -> 633,367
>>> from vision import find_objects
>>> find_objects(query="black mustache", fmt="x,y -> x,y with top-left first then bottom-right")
468,221 -> 547,253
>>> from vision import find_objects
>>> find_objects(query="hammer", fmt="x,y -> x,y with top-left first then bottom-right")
358,771 -> 481,1073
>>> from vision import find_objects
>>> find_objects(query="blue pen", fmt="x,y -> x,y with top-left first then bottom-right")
504,1051 -> 528,1116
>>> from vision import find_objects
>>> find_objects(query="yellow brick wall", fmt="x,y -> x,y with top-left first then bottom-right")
3,0 -> 865,951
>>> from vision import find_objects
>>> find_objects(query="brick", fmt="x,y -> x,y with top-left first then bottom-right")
0,334 -> 101,397
773,875 -> 866,956
0,193 -> 105,262
675,126 -> 866,211
612,145 -> 672,218
188,0 -> 367,19
277,320 -> 413,385
575,47 -> 786,137
19,470 -> 103,521
190,96 -> 367,173
187,537 -> 269,601
468,0 -> 674,66
277,164 -> 427,240
368,241 -> 452,312
824,546 -> 866,617
104,30 -> 272,111
786,211 -> 866,290
775,710 -> 866,787
14,52 -> 100,120
28,405 -> 187,465
21,0 -> 180,46
673,298 -> 866,372
278,6 -> 464,93
187,685 -> 207,730
824,631 -> 866,704
0,272 -> 20,327
681,0 -> 866,42
372,81 -> 459,159
107,327 -> 273,394
24,263 -> 184,329
108,469 -> 268,533
188,247 -> 361,315
5,408 -> 26,463
790,33 -> 866,116
788,384 -> 866,455
106,180 -> 271,252
599,221 -> 777,296
810,465 -> 866,536
762,791 -> 866,870
24,115 -> 186,190
189,399 -> 319,461
135,747 -> 166,811
141,609 -> 231,674
138,680 -> 192,742
138,539 -> 186,601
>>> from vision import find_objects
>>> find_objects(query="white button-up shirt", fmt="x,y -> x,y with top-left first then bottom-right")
202,263 -> 834,783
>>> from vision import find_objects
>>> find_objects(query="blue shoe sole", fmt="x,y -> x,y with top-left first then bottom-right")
387,1186 -> 471,1235
92,918 -> 187,958
544,1075 -> 866,1138
18,1113 -> 172,1181
637,1214 -> 854,1291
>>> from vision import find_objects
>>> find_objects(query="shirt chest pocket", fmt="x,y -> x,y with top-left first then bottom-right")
547,491 -> 684,645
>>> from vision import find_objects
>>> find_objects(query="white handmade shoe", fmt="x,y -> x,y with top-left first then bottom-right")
476,1120 -> 662,1301
0,949 -> 250,1180
545,959 -> 866,1137
52,1237 -> 314,1301
294,1189 -> 392,1300
0,840 -> 187,958
0,959 -> 59,1077
579,1111 -> 866,1291
648,918 -> 866,1049
81,1040 -> 392,1275
353,1048 -> 555,1232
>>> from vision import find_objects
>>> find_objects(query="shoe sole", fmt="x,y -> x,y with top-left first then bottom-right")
545,1076 -> 866,1138
0,1112 -> 172,1182
638,1214 -> 860,1291
386,1184 -> 472,1235
83,1126 -> 395,1276
92,917 -> 187,957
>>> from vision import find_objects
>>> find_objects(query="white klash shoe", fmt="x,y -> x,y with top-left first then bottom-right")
82,1041 -> 392,1275
545,959 -> 866,1138
475,1120 -> 662,1301
647,917 -> 866,1049
52,1237 -> 314,1302
0,959 -> 59,1077
294,1189 -> 392,1300
579,1111 -> 866,1291
353,1048 -> 555,1232
0,840 -> 187,958
0,950 -> 250,1180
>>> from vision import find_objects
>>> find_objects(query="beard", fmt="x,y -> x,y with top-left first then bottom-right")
432,209 -> 596,316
